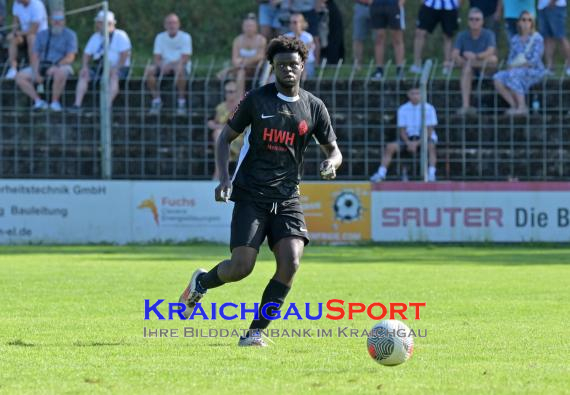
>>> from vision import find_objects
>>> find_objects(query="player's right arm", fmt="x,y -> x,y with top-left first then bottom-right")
214,125 -> 240,202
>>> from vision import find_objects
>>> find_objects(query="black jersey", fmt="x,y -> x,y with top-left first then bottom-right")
227,83 -> 336,202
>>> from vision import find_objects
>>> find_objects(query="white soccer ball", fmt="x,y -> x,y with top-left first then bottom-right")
367,320 -> 414,366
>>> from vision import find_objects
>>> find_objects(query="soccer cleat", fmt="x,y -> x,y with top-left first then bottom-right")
238,334 -> 269,347
178,268 -> 207,318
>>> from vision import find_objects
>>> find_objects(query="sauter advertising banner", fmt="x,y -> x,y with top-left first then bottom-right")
300,182 -> 370,243
371,182 -> 570,242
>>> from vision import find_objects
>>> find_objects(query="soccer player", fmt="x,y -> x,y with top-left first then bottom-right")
179,36 -> 342,347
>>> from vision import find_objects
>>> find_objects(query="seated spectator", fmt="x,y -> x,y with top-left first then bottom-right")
412,0 -> 460,75
498,0 -> 535,41
289,0 -> 321,63
370,87 -> 438,182
69,10 -> 131,113
452,7 -> 498,115
352,0 -> 372,70
145,13 -> 192,116
218,13 -> 266,88
284,13 -> 316,78
15,11 -> 77,112
493,11 -> 546,116
5,0 -> 48,79
537,0 -> 570,75
257,0 -> 285,39
370,0 -> 405,80
208,80 -> 245,180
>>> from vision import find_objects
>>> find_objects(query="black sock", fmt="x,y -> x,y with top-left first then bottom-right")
198,263 -> 225,290
396,65 -> 403,76
249,279 -> 291,332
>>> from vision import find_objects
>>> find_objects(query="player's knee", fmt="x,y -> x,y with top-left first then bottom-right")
229,256 -> 255,280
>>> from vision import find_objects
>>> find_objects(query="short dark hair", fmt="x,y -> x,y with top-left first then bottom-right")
266,36 -> 308,64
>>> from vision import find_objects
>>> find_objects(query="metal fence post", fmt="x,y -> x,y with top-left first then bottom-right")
100,1 -> 112,179
420,60 -> 433,182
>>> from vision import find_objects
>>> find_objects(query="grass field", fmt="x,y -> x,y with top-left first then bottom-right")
1,244 -> 569,394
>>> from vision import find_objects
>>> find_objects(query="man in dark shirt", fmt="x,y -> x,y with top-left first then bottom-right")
179,36 -> 342,347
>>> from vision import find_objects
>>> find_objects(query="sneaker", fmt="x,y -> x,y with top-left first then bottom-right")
32,100 -> 48,112
428,174 -> 436,182
371,70 -> 383,81
5,68 -> 17,80
49,102 -> 62,112
369,171 -> 385,183
148,100 -> 162,115
410,64 -> 422,74
67,105 -> 83,114
178,268 -> 207,318
176,104 -> 186,117
238,333 -> 269,347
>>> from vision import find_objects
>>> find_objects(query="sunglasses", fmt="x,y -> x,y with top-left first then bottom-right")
469,17 -> 482,21
520,18 -> 532,22
225,90 -> 236,94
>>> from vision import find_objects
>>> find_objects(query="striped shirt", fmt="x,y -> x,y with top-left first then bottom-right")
423,0 -> 460,10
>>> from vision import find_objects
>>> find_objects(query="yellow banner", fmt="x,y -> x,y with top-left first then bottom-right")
300,182 -> 371,243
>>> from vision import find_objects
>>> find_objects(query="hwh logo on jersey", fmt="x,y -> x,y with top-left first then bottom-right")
263,128 -> 296,146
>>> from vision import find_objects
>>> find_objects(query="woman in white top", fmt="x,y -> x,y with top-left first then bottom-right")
284,12 -> 316,78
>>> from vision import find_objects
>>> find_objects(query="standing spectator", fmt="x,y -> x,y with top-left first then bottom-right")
370,87 -> 439,182
370,0 -> 405,80
218,13 -> 267,89
470,0 -> 501,35
289,0 -> 321,63
0,0 -> 7,51
318,0 -> 345,64
412,0 -> 462,75
69,10 -> 131,113
145,13 -> 192,116
5,0 -> 48,79
258,0 -> 284,39
15,11 -> 77,112
285,13 -> 316,77
352,0 -> 372,69
494,11 -> 546,115
537,0 -> 570,75
208,79 -> 245,180
498,0 -> 536,41
452,7 -> 498,115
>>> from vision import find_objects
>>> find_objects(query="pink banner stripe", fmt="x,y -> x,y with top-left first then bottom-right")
371,182 -> 570,192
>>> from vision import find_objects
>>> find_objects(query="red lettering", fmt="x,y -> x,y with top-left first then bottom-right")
443,207 -> 462,227
464,208 -> 482,227
366,303 -> 387,320
403,208 -> 421,226
389,303 -> 408,320
325,299 -> 345,320
348,303 -> 366,319
423,208 -> 442,227
274,130 -> 287,143
284,132 -> 295,145
408,302 -> 426,319
263,128 -> 272,141
382,208 -> 400,227
485,208 -> 503,227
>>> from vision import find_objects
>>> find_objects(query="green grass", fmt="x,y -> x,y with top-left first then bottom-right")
1,244 -> 569,394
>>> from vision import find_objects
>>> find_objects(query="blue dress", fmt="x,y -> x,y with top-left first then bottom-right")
493,33 -> 546,95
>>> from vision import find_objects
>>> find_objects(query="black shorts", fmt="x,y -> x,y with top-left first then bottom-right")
370,4 -> 404,30
230,198 -> 309,252
416,5 -> 458,37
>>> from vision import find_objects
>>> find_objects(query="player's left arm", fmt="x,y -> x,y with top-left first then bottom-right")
319,141 -> 342,180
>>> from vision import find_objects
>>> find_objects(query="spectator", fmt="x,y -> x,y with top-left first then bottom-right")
208,80 -> 245,180
470,0 -> 501,35
284,13 -> 316,78
289,0 -> 321,63
352,0 -> 372,69
497,0 -> 536,41
412,0 -> 461,75
218,13 -> 266,89
257,0 -> 284,39
318,0 -> 345,64
5,0 -> 48,79
370,87 -> 438,182
493,11 -> 546,116
15,11 -> 77,112
0,0 -> 7,51
452,7 -> 498,115
69,10 -> 131,113
537,0 -> 570,75
370,0 -> 405,80
145,13 -> 192,116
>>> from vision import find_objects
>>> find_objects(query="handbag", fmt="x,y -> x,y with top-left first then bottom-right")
509,33 -> 537,67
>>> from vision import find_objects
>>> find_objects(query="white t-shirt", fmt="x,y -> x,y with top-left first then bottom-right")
153,31 -> 192,64
538,0 -> 566,9
84,29 -> 132,67
397,101 -> 438,138
284,31 -> 315,63
12,0 -> 48,33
